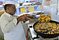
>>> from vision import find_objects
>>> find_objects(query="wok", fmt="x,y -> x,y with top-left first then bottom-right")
33,20 -> 59,38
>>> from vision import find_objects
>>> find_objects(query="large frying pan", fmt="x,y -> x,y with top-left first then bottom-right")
33,20 -> 59,38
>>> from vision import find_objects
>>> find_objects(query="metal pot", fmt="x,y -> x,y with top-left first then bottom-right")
33,20 -> 59,38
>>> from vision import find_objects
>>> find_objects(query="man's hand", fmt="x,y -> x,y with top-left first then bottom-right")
17,14 -> 34,24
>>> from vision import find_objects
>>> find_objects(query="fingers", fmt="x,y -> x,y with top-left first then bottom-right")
17,14 -> 34,22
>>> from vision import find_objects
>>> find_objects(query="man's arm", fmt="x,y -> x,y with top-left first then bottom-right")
0,16 -> 17,33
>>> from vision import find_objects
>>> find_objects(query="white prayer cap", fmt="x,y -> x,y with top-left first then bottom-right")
3,1 -> 16,5
3,1 -> 19,8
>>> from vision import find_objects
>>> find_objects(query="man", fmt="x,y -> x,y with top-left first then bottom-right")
42,0 -> 57,17
0,4 -> 31,40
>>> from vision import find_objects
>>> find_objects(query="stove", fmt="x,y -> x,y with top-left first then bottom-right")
28,23 -> 59,40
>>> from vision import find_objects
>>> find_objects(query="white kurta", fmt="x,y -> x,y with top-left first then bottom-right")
0,13 -> 26,40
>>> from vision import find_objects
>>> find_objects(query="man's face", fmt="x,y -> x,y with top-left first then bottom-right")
5,4 -> 16,15
45,0 -> 51,5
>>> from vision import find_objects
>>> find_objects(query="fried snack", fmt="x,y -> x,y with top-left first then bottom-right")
34,22 -> 59,34
38,14 -> 51,22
